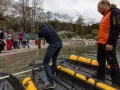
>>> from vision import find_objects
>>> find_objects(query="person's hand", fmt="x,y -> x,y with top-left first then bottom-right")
105,44 -> 113,51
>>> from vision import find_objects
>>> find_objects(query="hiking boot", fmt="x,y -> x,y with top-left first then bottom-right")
42,82 -> 56,89
91,74 -> 105,81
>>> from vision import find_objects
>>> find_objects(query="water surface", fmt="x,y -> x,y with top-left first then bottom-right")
1,43 -> 120,79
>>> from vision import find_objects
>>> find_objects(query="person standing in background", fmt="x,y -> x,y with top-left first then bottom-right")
18,31 -> 24,45
5,30 -> 12,50
25,32 -> 30,43
92,0 -> 120,89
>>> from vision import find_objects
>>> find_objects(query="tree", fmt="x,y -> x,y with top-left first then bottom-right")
76,15 -> 85,26
75,15 -> 85,35
0,0 -> 11,17
12,0 -> 31,31
92,28 -> 98,36
68,23 -> 73,32
84,18 -> 98,34
12,0 -> 43,32
75,24 -> 84,35
31,0 -> 44,32
46,11 -> 53,20
5,15 -> 20,31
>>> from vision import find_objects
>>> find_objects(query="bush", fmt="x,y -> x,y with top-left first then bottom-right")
67,33 -> 72,38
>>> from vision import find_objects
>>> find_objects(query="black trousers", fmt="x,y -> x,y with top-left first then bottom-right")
0,41 -> 5,51
97,43 -> 120,85
0,44 -> 4,51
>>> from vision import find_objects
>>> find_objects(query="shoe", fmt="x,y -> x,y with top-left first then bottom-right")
42,82 -> 56,89
112,83 -> 120,89
91,74 -> 105,80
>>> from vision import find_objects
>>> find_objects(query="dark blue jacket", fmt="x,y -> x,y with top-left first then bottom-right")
38,25 -> 61,44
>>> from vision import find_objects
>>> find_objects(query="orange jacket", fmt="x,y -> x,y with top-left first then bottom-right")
98,10 -> 111,44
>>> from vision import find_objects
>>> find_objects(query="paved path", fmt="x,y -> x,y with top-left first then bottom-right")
0,40 -> 48,56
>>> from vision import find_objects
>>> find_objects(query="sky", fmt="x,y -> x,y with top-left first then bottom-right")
14,0 -> 120,22
43,0 -> 120,22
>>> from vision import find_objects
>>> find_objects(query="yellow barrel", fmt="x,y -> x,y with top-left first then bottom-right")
91,60 -> 98,66
78,57 -> 91,64
96,82 -> 117,90
87,78 -> 95,84
69,55 -> 120,69
58,65 -> 75,76
22,77 -> 37,90
57,65 -> 63,69
69,55 -> 78,61
76,73 -> 86,81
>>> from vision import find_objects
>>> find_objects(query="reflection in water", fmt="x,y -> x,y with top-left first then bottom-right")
1,43 -> 120,79
60,43 -> 120,62
59,44 -> 97,60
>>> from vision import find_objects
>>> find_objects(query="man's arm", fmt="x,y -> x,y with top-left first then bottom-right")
38,38 -> 41,49
107,9 -> 120,46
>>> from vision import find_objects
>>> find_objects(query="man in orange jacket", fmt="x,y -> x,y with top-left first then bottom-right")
92,0 -> 120,89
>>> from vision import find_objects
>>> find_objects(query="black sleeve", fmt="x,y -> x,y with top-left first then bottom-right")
107,9 -> 120,45
111,9 -> 120,25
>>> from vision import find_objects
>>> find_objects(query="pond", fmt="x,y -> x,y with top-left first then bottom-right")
59,43 -> 120,62
1,43 -> 120,80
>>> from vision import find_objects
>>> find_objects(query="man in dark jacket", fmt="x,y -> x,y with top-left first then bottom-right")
38,23 -> 62,89
92,0 -> 120,89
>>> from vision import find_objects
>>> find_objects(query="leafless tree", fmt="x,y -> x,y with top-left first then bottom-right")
85,18 -> 97,25
76,12 -> 85,26
31,0 -> 46,31
12,0 -> 44,32
12,0 -> 31,31
0,0 -> 11,17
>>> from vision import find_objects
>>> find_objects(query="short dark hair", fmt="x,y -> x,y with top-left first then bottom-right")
39,22 -> 46,27
39,22 -> 46,29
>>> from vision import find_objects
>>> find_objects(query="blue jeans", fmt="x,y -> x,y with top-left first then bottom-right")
43,42 -> 62,84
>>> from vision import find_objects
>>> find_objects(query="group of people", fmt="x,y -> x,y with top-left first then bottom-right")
0,30 -> 30,52
0,0 -> 120,89
36,0 -> 120,90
